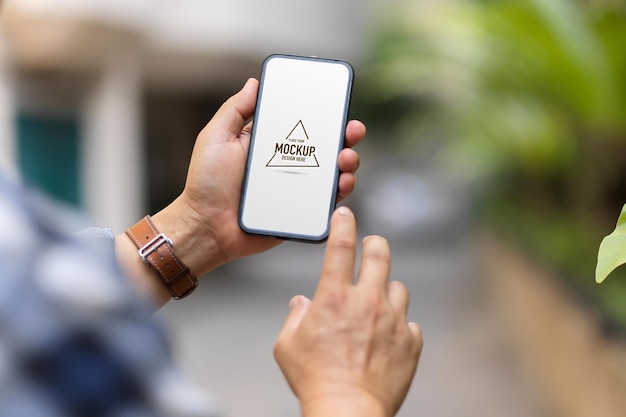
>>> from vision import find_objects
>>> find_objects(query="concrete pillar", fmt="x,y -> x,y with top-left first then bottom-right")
82,49 -> 144,233
0,35 -> 17,180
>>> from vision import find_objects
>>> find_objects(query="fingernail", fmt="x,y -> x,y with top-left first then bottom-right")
336,206 -> 353,217
289,296 -> 299,310
242,77 -> 255,90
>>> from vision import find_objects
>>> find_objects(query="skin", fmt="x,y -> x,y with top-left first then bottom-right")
115,78 -> 365,308
274,207 -> 423,417
2,0 -> 422,412
114,77 -> 423,416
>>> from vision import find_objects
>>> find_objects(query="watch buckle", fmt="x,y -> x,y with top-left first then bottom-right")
138,233 -> 173,264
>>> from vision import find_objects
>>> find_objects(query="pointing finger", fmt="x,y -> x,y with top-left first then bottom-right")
316,207 -> 357,296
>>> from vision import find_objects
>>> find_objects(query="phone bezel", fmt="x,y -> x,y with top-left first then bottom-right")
238,54 -> 354,243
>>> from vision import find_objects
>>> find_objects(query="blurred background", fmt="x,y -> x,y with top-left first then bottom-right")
2,0 -> 626,416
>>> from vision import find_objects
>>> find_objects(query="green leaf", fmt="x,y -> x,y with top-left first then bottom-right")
596,204 -> 626,283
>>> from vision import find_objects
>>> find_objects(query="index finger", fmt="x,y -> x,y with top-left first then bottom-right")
315,207 -> 358,296
344,120 -> 366,148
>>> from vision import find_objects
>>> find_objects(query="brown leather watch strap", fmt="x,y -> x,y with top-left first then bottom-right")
125,216 -> 198,300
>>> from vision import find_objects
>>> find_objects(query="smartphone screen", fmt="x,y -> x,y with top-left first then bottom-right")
239,54 -> 354,241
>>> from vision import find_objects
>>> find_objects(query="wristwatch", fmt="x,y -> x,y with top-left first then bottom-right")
125,216 -> 198,299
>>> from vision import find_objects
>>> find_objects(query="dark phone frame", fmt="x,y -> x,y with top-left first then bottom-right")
238,54 -> 354,243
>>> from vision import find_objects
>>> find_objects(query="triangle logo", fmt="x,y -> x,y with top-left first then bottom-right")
266,120 -> 319,168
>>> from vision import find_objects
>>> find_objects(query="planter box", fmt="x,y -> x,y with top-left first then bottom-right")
482,234 -> 626,417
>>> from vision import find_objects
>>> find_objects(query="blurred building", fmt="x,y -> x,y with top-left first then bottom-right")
0,0 -> 370,232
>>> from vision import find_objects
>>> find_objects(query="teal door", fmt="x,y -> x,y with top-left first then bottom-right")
17,113 -> 81,207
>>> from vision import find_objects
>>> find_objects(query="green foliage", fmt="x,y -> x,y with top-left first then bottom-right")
358,0 -> 626,168
597,204 -> 626,283
488,200 -> 626,327
356,0 -> 626,324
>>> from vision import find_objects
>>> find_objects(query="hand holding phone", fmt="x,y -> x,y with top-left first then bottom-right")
239,54 -> 354,242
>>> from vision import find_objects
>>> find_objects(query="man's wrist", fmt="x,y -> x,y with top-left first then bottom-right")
301,397 -> 387,417
151,196 -> 226,278
299,388 -> 388,417
125,216 -> 198,299
114,197 -> 224,308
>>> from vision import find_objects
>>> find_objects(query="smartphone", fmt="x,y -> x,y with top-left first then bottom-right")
239,54 -> 354,242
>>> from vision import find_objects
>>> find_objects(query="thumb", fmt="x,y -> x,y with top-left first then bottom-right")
206,78 -> 258,139
279,295 -> 312,336
199,78 -> 258,142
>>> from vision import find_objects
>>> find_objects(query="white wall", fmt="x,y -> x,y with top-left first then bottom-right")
6,0 -> 369,62
82,48 -> 144,233
2,0 -> 373,229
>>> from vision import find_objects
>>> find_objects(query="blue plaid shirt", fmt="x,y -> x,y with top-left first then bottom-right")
0,174 -> 219,417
